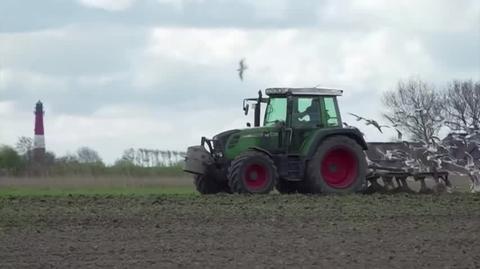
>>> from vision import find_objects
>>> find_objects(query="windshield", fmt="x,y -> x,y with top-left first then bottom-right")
264,97 -> 287,126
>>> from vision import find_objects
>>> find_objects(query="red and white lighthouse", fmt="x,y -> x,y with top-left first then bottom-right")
33,100 -> 46,163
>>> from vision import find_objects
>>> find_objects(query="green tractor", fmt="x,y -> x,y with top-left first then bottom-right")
184,87 -> 368,194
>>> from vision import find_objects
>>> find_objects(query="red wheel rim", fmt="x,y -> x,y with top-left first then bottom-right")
243,163 -> 269,191
321,147 -> 358,188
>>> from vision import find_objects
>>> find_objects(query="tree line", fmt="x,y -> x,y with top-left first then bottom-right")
0,139 -> 186,177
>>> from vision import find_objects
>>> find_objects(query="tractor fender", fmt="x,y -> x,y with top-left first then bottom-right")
248,146 -> 273,158
306,128 -> 368,159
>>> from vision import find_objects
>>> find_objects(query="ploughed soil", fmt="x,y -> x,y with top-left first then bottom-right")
0,194 -> 479,268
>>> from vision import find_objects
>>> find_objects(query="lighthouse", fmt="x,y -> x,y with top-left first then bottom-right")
33,100 -> 46,163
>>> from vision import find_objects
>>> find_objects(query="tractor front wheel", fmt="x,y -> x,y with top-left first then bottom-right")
228,151 -> 277,194
301,136 -> 367,194
194,169 -> 231,194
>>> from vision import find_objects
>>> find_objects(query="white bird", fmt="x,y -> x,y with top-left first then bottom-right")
415,108 -> 427,115
365,155 -> 375,166
465,152 -> 476,171
404,157 -> 421,170
349,113 -> 389,133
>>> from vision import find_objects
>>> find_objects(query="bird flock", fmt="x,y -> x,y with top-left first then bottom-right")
350,112 -> 480,193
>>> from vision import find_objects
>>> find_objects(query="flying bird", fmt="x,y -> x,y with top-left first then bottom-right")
365,119 -> 389,134
349,113 -> 388,133
237,58 -> 247,81
349,113 -> 366,122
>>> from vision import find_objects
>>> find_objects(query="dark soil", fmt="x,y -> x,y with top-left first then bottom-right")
1,194 -> 479,268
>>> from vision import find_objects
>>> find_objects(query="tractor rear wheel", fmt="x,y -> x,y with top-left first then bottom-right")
194,175 -> 224,194
301,136 -> 367,194
228,151 -> 277,194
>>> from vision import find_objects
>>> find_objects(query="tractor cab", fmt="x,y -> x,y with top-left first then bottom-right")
244,88 -> 342,128
263,87 -> 342,129
243,88 -> 344,154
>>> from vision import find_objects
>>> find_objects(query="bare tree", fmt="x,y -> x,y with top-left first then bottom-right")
153,150 -> 160,166
440,80 -> 480,192
76,147 -> 103,164
15,136 -> 33,161
167,150 -> 172,166
172,151 -> 179,164
120,148 -> 136,164
159,150 -> 167,166
137,148 -> 146,166
134,149 -> 142,166
44,151 -> 56,166
382,79 -> 444,145
56,153 -> 79,164
117,147 -> 187,167
443,80 -> 480,132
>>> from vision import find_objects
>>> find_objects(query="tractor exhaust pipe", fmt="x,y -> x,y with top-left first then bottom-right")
254,90 -> 262,127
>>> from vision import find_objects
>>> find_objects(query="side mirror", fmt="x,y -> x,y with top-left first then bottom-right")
246,122 -> 251,127
243,104 -> 249,115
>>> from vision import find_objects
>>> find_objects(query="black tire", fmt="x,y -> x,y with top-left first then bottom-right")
194,174 -> 224,194
193,172 -> 232,194
228,151 -> 277,194
221,181 -> 233,194
276,178 -> 298,194
300,136 -> 367,194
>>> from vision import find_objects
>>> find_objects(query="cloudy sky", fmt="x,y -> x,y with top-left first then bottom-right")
1,0 -> 479,163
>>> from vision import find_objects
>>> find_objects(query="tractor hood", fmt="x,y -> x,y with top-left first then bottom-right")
213,126 -> 274,142
211,127 -> 275,157
220,126 -> 280,159
213,129 -> 241,141
211,129 -> 241,153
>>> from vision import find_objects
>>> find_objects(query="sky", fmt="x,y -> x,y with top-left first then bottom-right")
0,0 -> 479,163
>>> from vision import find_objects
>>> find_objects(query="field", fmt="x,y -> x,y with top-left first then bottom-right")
1,176 -> 479,268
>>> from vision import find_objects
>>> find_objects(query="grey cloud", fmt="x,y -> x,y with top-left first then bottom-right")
0,0 -> 325,32
1,25 -> 147,76
423,32 -> 480,76
2,1 -> 478,34
0,0 -> 92,32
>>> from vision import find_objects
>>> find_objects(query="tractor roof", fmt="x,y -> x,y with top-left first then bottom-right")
265,87 -> 343,96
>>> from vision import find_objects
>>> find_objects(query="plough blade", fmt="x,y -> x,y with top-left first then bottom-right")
365,169 -> 452,194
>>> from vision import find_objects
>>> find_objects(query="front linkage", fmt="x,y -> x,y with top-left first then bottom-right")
184,137 -> 232,194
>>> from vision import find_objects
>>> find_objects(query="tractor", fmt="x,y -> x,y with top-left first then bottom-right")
183,87 -> 368,194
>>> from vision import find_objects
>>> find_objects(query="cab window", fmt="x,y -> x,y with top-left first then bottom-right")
292,97 -> 321,128
323,97 -> 340,127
